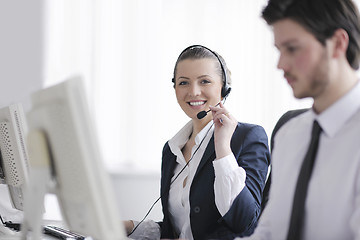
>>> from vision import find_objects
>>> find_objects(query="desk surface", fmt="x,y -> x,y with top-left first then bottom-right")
0,234 -> 57,240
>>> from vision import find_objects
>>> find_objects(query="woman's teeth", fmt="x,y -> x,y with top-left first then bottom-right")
189,101 -> 205,106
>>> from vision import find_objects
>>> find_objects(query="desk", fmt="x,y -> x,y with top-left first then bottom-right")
0,233 -> 58,240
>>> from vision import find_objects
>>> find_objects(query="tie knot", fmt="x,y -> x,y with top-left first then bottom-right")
312,120 -> 322,137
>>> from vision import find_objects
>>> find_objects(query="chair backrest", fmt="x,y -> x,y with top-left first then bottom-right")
260,108 -> 309,214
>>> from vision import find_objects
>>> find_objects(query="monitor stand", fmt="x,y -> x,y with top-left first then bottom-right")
21,130 -> 52,240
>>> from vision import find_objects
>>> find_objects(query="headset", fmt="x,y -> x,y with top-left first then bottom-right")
171,45 -> 232,99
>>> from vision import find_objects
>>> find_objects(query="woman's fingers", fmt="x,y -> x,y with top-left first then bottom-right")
209,103 -> 232,124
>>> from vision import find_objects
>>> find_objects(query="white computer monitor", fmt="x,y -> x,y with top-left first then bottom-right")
0,103 -> 29,212
26,77 -> 126,240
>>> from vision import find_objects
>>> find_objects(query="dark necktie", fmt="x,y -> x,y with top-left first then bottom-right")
286,120 -> 322,240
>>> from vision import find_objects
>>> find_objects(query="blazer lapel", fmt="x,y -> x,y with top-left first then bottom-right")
194,135 -> 216,177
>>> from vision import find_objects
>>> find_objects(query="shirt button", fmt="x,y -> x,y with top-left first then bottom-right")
194,206 -> 200,213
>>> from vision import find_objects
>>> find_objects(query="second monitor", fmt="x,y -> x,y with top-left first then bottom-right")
0,103 -> 29,212
26,77 -> 127,240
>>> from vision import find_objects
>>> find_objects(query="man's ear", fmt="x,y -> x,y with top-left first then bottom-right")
331,28 -> 349,58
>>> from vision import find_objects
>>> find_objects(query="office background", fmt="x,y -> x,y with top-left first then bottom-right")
1,0 -> 359,222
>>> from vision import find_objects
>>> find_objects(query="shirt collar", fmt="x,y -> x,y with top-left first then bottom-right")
168,120 -> 214,158
195,120 -> 214,149
312,80 -> 360,137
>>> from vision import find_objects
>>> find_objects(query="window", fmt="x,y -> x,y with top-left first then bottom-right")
44,0 -> 315,171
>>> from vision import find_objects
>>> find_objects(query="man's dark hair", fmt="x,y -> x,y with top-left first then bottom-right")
262,0 -> 360,70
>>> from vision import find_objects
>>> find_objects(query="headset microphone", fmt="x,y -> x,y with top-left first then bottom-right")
197,102 -> 221,120
197,110 -> 209,120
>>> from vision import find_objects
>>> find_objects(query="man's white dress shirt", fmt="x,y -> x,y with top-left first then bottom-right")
240,81 -> 360,240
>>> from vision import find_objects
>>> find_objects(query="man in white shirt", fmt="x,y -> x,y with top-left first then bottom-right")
237,0 -> 360,239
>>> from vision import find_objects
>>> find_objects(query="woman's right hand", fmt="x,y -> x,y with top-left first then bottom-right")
123,220 -> 134,235
209,102 -> 237,159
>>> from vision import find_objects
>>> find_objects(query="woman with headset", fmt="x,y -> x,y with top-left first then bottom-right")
125,45 -> 270,240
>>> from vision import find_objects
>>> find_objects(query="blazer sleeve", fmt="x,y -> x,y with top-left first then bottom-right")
221,123 -> 270,235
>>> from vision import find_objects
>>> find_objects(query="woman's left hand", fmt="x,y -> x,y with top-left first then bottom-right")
209,102 -> 237,159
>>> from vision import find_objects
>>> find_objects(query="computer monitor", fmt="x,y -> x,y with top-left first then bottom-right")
0,103 -> 29,212
26,77 -> 126,239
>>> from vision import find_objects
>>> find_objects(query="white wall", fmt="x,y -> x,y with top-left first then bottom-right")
0,0 -> 45,111
0,0 -> 46,222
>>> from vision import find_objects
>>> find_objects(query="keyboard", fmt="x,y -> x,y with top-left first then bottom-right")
43,225 -> 85,240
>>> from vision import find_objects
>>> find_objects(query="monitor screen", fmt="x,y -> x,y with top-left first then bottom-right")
27,77 -> 126,239
0,103 -> 29,212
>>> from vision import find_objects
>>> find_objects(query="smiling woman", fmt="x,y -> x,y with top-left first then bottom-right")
123,45 -> 271,240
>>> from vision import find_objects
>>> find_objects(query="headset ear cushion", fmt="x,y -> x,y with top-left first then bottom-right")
222,86 -> 231,98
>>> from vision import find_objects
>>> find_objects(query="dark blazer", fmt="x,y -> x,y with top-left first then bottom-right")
160,122 -> 271,240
